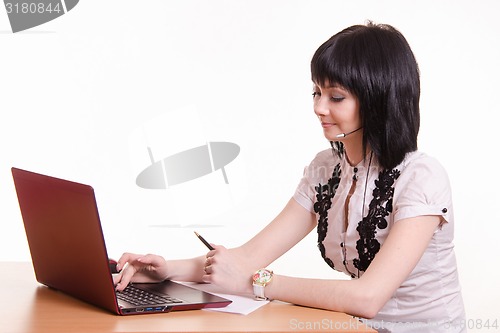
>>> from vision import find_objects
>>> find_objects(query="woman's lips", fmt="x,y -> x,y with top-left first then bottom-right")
321,122 -> 335,128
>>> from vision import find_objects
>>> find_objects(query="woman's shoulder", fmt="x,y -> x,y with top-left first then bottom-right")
396,150 -> 451,191
311,148 -> 336,162
399,151 -> 448,174
307,148 -> 343,170
300,148 -> 341,181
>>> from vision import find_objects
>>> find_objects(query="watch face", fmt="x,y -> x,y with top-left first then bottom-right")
253,269 -> 273,285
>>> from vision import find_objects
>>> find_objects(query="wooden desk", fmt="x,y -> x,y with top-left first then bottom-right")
1,262 -> 374,333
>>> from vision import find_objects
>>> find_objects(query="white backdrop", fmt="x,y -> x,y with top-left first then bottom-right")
1,0 -> 499,330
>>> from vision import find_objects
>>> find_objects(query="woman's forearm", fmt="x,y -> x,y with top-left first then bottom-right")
265,275 -> 380,319
165,256 -> 206,282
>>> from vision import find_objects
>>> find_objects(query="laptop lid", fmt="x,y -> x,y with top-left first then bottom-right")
11,167 -> 231,315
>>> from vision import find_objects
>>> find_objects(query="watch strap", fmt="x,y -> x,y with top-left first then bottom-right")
253,284 -> 268,300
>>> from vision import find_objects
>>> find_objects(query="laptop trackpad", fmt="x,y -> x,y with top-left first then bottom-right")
136,281 -> 216,304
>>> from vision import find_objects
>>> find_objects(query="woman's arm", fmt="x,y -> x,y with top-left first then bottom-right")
263,215 -> 442,319
201,198 -> 317,294
238,198 -> 318,268
114,253 -> 207,291
115,197 -> 316,291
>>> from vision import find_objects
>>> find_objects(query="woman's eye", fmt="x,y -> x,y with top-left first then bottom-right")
312,90 -> 345,102
331,96 -> 345,102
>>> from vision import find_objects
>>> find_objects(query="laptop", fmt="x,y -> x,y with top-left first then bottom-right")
11,167 -> 231,315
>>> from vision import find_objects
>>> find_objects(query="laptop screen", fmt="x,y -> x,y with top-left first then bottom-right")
12,167 -> 120,313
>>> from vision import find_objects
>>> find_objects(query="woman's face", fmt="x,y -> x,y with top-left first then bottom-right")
313,82 -> 361,142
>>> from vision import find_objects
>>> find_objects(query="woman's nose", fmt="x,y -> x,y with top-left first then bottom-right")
314,98 -> 329,117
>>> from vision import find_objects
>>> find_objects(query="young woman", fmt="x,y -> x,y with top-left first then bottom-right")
114,22 -> 466,332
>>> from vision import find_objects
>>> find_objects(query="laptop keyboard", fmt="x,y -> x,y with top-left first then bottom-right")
117,285 -> 184,306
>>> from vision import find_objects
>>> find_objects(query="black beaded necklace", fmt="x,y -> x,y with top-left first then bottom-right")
339,150 -> 373,279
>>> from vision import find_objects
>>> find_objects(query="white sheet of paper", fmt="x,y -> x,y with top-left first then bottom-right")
180,282 -> 269,315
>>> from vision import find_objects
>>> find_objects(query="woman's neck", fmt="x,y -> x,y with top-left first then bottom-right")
344,143 -> 371,166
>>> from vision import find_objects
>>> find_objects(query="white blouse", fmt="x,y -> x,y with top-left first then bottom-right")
293,149 -> 466,332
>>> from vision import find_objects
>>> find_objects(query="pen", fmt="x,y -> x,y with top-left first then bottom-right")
194,231 -> 215,250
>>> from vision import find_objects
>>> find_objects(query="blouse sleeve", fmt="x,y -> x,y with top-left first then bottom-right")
293,149 -> 334,213
393,154 -> 453,225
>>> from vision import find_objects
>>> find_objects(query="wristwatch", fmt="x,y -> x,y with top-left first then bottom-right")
252,268 -> 273,300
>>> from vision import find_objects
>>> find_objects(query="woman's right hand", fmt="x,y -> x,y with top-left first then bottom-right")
113,253 -> 169,292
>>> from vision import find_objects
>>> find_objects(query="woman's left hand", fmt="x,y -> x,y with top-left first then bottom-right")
201,245 -> 254,295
